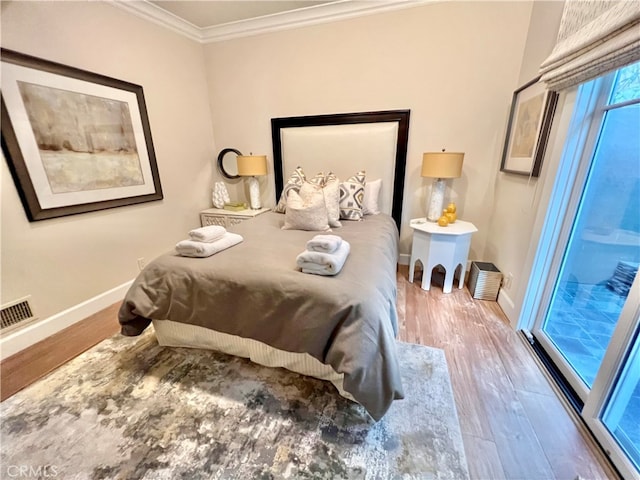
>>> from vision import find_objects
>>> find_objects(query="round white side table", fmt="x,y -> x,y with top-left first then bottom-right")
408,218 -> 478,293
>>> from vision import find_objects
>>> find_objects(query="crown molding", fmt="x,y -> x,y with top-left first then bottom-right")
199,0 -> 435,42
109,0 -> 436,44
110,1 -> 203,42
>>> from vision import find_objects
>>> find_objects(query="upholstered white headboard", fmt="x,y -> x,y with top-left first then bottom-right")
271,110 -> 410,229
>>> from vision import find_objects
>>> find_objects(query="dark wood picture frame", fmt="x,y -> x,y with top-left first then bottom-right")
1,49 -> 162,221
500,76 -> 558,178
271,110 -> 410,229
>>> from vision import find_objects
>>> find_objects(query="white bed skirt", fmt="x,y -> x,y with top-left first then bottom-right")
151,319 -> 355,402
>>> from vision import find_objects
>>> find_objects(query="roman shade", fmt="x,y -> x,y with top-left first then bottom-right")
539,0 -> 640,91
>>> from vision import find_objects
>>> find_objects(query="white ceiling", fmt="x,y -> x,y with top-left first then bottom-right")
149,1 -> 334,29
114,0 -> 433,43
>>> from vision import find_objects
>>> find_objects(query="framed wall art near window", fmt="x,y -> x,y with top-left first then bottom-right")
500,76 -> 558,177
1,49 -> 163,221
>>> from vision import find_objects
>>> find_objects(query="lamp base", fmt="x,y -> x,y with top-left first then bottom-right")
247,176 -> 261,209
427,178 -> 446,222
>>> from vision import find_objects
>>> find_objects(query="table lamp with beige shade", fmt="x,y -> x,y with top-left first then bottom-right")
237,154 -> 268,209
421,150 -> 464,222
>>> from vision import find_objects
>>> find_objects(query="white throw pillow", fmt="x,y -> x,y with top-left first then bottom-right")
339,170 -> 366,220
282,188 -> 331,231
363,178 -> 382,215
299,180 -> 341,227
323,173 -> 342,228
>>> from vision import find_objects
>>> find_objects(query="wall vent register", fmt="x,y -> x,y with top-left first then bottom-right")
1,297 -> 36,333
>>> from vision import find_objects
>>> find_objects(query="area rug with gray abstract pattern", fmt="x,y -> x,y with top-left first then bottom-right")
0,329 -> 469,479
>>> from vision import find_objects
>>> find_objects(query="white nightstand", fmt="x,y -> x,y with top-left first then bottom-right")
200,207 -> 270,228
409,218 -> 478,293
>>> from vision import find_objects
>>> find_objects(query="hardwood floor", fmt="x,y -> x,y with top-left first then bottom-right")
1,269 -> 619,479
397,265 -> 618,480
0,303 -> 121,401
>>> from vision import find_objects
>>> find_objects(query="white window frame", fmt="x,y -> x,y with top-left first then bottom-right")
521,66 -> 640,480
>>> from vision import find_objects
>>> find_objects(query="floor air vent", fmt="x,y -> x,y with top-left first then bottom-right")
1,297 -> 36,332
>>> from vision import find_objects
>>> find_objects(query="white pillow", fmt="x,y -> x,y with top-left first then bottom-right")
363,178 -> 382,215
282,188 -> 331,231
323,173 -> 342,228
299,180 -> 342,227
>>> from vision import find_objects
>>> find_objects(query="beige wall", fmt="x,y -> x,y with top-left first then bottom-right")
1,0 -> 561,334
202,1 -> 534,259
1,1 -> 216,319
486,1 -> 565,322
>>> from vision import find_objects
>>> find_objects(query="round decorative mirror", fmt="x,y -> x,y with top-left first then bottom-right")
217,148 -> 242,179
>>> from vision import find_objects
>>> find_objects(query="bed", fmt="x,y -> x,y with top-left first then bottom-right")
119,110 -> 411,420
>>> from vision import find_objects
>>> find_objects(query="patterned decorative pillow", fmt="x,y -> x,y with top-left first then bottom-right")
274,168 -> 326,213
274,166 -> 306,214
339,170 -> 366,220
308,171 -> 326,187
282,188 -> 331,232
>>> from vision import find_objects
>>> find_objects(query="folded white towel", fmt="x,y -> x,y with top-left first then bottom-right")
296,240 -> 350,276
176,232 -> 243,258
306,234 -> 343,254
188,225 -> 227,243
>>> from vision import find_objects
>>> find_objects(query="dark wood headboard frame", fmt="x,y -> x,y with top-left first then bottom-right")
271,110 -> 410,230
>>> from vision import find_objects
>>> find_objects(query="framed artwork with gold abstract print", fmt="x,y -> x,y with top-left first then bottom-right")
1,49 -> 162,221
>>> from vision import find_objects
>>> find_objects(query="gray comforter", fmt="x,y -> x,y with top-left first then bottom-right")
119,211 -> 404,420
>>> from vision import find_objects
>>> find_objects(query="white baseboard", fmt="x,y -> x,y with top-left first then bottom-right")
0,280 -> 133,361
497,288 -> 518,328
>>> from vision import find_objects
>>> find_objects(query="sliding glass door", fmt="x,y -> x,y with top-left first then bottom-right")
529,62 -> 640,479
536,66 -> 640,396
584,273 -> 639,480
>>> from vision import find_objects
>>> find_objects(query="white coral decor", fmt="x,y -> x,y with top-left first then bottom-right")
212,182 -> 230,208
